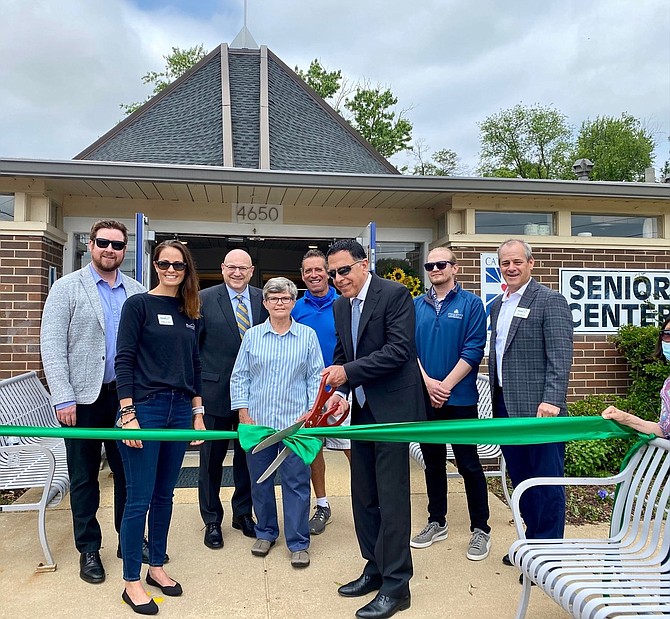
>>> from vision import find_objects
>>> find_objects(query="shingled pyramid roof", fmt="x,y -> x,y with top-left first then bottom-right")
75,44 -> 398,175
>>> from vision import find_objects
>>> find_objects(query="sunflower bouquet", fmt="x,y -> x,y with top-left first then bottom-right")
380,264 -> 424,298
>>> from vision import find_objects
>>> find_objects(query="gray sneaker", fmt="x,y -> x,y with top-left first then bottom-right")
410,521 -> 448,549
309,504 -> 331,535
466,528 -> 491,561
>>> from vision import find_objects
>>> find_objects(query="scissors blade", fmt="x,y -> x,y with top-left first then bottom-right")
256,446 -> 290,483
252,419 -> 305,454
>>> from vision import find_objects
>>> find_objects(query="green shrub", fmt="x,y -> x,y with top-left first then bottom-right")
565,394 -> 634,476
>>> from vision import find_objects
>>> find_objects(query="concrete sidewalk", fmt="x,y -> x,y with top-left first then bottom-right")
0,450 -> 606,618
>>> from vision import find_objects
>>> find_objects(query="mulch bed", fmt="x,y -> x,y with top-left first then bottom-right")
487,478 -> 615,526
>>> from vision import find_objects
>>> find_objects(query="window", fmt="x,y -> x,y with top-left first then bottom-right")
475,211 -> 554,235
0,194 -> 14,221
571,215 -> 659,238
376,241 -> 423,277
73,233 -> 137,277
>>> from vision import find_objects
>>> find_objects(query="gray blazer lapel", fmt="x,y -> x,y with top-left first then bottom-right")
80,267 -> 105,331
504,279 -> 540,354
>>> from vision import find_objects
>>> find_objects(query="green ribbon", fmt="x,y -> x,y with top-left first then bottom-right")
1,417 -> 653,467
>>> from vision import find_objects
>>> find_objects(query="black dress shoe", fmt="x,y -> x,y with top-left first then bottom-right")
146,572 -> 183,596
502,553 -> 513,566
232,513 -> 256,538
122,590 -> 159,615
116,538 -> 170,564
204,522 -> 224,549
79,551 -> 105,584
338,574 -> 383,598
356,593 -> 411,619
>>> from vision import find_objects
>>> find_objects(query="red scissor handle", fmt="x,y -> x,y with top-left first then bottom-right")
304,373 -> 349,428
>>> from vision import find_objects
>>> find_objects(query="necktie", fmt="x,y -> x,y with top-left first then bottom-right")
351,298 -> 366,407
235,295 -> 250,339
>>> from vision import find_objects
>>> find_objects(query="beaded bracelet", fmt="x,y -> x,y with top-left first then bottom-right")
120,416 -> 137,426
120,405 -> 136,416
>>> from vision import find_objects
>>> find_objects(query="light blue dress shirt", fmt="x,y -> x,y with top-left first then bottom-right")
230,318 -> 324,430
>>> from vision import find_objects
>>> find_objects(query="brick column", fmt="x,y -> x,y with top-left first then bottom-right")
0,235 -> 63,380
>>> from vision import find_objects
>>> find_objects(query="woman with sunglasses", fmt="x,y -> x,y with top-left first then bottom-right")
115,240 -> 205,615
601,319 -> 670,440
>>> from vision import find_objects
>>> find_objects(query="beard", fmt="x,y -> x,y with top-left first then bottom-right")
91,253 -> 124,273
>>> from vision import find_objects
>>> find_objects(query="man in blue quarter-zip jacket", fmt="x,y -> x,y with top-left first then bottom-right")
412,247 -> 491,561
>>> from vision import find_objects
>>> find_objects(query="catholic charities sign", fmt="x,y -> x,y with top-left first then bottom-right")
479,254 -> 670,334
561,269 -> 670,333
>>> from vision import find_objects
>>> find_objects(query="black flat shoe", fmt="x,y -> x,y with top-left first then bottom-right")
232,513 -> 256,538
79,551 -> 105,584
204,522 -> 224,549
355,593 -> 411,619
338,574 -> 383,598
122,590 -> 158,615
502,553 -> 513,566
146,573 -> 183,597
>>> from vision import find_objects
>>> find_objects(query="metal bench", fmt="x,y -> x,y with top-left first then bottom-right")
409,373 -> 510,506
0,371 -> 70,572
509,437 -> 670,619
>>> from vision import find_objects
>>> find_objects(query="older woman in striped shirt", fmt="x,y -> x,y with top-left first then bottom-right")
230,277 -> 323,568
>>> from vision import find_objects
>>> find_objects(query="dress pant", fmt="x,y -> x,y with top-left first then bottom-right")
419,402 -> 490,533
351,402 -> 412,598
246,441 -> 310,552
118,389 -> 191,582
63,384 -> 125,553
198,414 -> 253,525
493,385 -> 565,539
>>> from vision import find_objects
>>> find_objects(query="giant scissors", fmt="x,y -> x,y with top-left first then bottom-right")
252,373 -> 348,483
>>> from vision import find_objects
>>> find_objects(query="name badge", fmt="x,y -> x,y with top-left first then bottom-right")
157,314 -> 174,326
514,307 -> 530,319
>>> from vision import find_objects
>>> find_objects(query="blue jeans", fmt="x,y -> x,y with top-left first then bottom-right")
246,442 -> 310,552
117,390 -> 191,581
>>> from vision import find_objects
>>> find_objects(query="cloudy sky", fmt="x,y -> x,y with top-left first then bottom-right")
2,0 -> 668,176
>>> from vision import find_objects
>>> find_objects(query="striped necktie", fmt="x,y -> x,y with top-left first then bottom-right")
351,298 -> 366,407
235,294 -> 250,339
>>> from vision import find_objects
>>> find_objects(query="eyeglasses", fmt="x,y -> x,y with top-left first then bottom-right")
661,330 -> 670,342
424,260 -> 455,272
155,260 -> 187,271
265,296 -> 294,305
327,260 -> 365,279
224,265 -> 251,273
94,238 -> 127,251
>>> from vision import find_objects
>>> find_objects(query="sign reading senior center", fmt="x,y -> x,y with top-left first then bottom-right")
561,269 -> 670,333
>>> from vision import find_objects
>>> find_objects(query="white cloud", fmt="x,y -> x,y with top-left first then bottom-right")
1,0 -> 668,173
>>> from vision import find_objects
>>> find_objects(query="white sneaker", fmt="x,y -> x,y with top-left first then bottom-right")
466,528 -> 491,561
410,521 -> 448,549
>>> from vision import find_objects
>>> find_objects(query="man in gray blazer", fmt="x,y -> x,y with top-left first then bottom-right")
40,220 -> 145,584
198,249 -> 268,549
488,239 -> 573,562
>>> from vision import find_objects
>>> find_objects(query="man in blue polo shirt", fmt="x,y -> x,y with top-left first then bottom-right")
412,246 -> 491,560
292,249 -> 351,535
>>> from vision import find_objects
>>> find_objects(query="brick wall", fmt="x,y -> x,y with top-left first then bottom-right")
453,245 -> 670,401
0,235 -> 63,380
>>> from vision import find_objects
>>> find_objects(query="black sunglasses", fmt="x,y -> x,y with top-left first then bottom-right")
424,260 -> 455,272
661,329 -> 670,342
94,238 -> 127,251
327,259 -> 365,279
155,260 -> 187,271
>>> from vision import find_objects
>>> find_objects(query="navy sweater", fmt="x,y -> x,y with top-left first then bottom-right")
115,293 -> 202,402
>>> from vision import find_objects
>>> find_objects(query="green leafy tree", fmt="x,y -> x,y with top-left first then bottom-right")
574,113 -> 656,181
121,45 -> 208,115
478,103 -> 574,179
344,84 -> 413,158
410,139 -> 460,176
295,59 -> 342,101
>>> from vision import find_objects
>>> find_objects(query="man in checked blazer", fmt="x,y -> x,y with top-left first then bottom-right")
40,220 -> 145,584
198,249 -> 268,549
488,239 -> 573,556
324,239 -> 425,619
